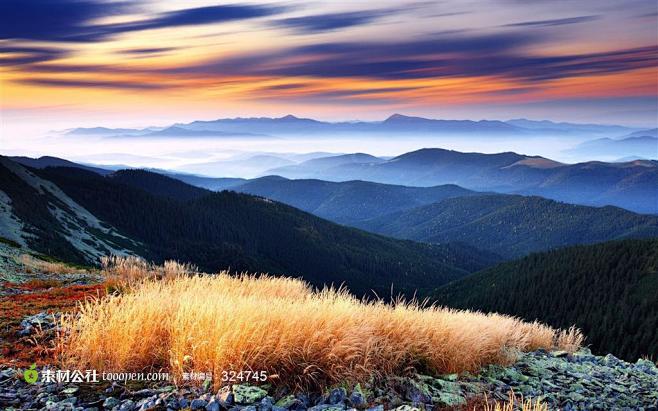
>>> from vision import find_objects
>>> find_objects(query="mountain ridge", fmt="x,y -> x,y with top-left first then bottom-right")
62,114 -> 640,138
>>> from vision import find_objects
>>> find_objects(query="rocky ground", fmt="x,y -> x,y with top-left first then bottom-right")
0,349 -> 657,411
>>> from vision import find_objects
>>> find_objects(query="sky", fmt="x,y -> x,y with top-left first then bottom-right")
1,0 -> 657,142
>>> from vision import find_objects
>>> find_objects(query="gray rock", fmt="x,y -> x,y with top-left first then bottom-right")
260,396 -> 274,411
60,396 -> 77,404
103,397 -> 121,409
327,388 -> 346,405
133,389 -> 155,398
191,398 -> 208,410
217,386 -> 234,407
61,387 -> 79,395
118,399 -> 135,411
348,386 -> 366,409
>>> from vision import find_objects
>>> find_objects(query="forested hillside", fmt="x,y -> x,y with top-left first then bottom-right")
109,169 -> 209,201
233,176 -> 477,224
434,239 -> 658,361
31,166 -> 498,296
356,194 -> 658,258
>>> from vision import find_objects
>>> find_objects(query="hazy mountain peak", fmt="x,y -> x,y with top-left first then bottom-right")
384,113 -> 417,122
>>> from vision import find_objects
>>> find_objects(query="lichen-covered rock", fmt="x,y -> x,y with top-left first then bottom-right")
233,384 -> 268,404
274,394 -> 298,408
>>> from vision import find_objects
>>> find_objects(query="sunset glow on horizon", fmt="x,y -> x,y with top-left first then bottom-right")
1,0 -> 657,136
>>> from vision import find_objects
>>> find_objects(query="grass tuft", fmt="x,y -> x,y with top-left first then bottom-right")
479,391 -> 549,411
57,260 -> 582,391
100,255 -> 197,283
18,254 -> 83,275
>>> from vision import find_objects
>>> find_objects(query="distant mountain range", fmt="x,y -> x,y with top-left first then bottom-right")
566,133 -> 657,159
262,148 -> 658,214
505,119 -> 639,136
0,158 -> 497,296
232,176 -> 478,224
434,238 -> 658,361
266,153 -> 385,180
63,114 -> 642,138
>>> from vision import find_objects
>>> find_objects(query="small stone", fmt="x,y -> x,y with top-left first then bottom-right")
217,386 -> 234,407
403,380 -> 431,404
118,400 -> 135,411
166,397 -> 181,410
435,392 -> 465,407
61,387 -> 79,395
440,374 -> 458,382
191,399 -> 208,410
103,397 -> 121,409
308,406 -> 345,411
260,396 -> 274,411
133,389 -> 155,397
136,396 -> 157,411
61,396 -> 78,405
206,400 -> 221,411
348,385 -> 366,409
327,388 -> 347,405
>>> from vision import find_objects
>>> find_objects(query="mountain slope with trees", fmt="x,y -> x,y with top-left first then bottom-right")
356,194 -> 658,258
434,239 -> 658,361
232,176 -> 478,224
24,164 -> 498,296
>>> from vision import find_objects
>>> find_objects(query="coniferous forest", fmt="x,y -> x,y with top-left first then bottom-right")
434,239 -> 658,361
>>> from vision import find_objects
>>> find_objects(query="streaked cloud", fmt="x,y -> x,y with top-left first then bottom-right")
274,10 -> 389,33
172,34 -> 656,82
16,78 -> 172,90
0,0 -> 284,42
0,45 -> 70,65
503,15 -> 599,27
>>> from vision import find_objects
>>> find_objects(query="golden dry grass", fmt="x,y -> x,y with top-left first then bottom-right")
18,254 -> 83,275
480,391 -> 549,411
100,255 -> 196,283
57,259 -> 583,390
